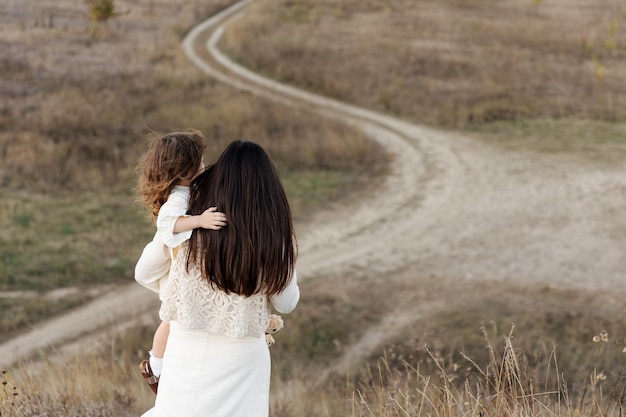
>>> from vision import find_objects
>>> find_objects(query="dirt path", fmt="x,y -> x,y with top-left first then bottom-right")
2,0 -> 625,378
189,1 -> 626,292
188,0 -> 626,383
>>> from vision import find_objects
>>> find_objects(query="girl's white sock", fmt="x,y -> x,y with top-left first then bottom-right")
149,350 -> 163,377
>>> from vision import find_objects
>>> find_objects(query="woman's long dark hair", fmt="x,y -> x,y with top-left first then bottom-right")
187,140 -> 296,296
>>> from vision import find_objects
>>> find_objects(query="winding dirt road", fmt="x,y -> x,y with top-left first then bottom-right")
2,0 -> 625,375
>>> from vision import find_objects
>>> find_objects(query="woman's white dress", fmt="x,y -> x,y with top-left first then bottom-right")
135,242 -> 300,417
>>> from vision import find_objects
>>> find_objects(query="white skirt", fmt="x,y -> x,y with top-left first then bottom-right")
141,321 -> 270,417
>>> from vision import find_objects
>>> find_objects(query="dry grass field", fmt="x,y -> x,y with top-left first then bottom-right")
0,0 -> 383,342
227,0 -> 626,118
1,0 -> 625,416
222,0 -> 626,152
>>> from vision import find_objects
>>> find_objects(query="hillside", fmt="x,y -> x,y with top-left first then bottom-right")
1,1 -> 625,416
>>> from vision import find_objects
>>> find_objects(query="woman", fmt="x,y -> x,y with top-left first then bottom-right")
136,140 -> 300,417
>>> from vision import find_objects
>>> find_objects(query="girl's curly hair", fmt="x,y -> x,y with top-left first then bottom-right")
137,130 -> 206,218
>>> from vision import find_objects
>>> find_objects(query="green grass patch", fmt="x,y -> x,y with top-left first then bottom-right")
282,168 -> 372,223
469,119 -> 626,161
0,185 -> 152,292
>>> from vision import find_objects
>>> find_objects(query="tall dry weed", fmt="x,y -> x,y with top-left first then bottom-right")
346,324 -> 625,417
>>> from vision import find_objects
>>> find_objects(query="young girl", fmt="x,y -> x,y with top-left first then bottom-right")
135,130 -> 226,392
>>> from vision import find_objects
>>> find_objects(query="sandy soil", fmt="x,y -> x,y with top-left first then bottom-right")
1,0 -> 625,379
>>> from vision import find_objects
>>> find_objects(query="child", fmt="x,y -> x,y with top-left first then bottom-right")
135,130 -> 226,393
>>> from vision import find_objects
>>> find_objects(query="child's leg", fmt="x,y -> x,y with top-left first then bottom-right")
149,320 -> 170,377
152,320 -> 170,358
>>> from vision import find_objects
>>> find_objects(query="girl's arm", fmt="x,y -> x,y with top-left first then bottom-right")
173,207 -> 227,233
157,188 -> 226,248
156,189 -> 191,247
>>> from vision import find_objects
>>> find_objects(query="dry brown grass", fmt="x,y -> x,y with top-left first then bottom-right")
222,0 -> 626,129
340,328 -> 625,417
2,279 -> 624,416
0,0 -> 384,191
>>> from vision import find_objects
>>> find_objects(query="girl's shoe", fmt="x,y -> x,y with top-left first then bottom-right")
139,359 -> 159,395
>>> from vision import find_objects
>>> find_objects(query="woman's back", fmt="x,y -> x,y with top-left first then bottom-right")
159,244 -> 271,338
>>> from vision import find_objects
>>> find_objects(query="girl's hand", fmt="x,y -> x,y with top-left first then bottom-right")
198,207 -> 227,230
